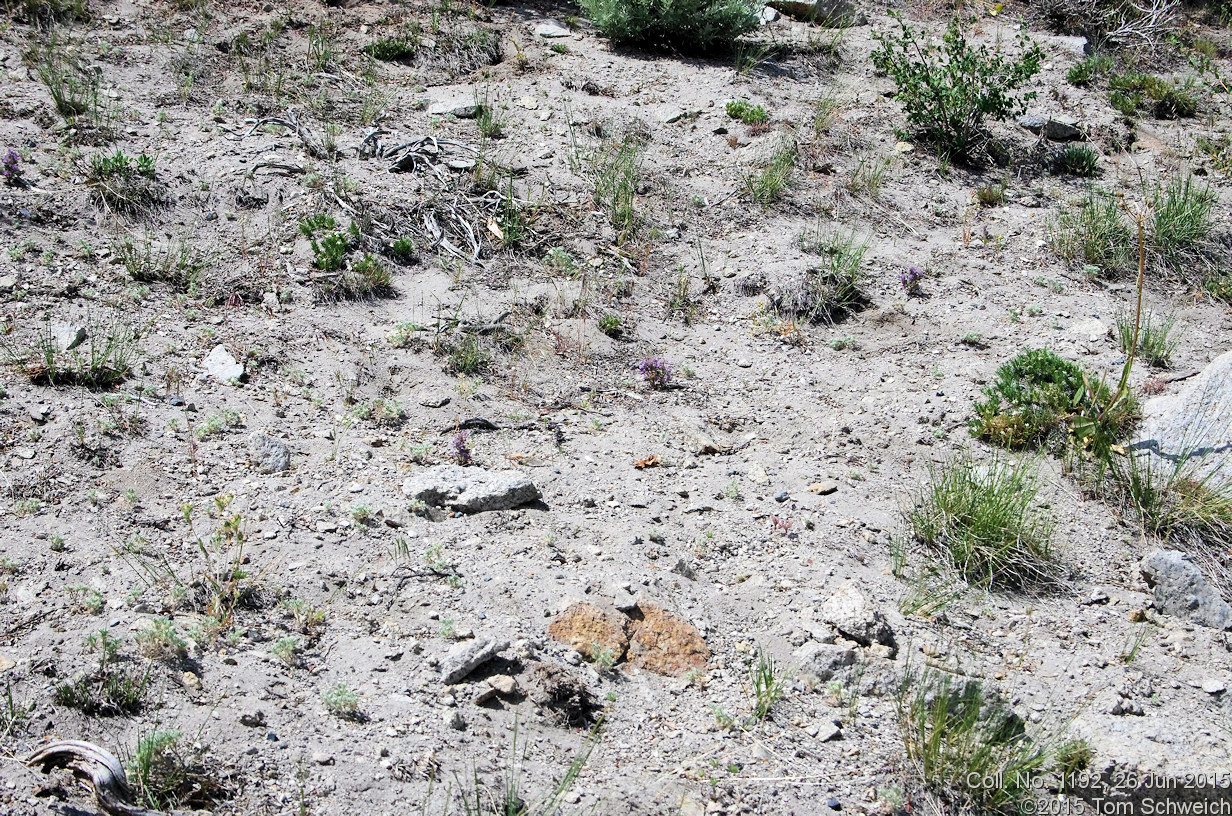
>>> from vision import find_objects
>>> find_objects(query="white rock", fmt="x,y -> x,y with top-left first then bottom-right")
202,344 -> 244,384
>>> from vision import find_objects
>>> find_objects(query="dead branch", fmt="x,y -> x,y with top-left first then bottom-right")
26,740 -> 162,816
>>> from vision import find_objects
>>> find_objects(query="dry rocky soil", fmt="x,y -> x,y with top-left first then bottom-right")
1,0 -> 1232,814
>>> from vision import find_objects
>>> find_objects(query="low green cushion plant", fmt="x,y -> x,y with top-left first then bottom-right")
972,349 -> 1136,452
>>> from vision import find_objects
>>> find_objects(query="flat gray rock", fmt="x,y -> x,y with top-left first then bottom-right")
428,99 -> 480,119
248,433 -> 290,474
1134,350 -> 1232,485
534,21 -> 571,38
1018,113 -> 1083,141
1139,550 -> 1232,629
202,344 -> 244,384
794,641 -> 858,681
402,465 -> 540,513
439,636 -> 507,684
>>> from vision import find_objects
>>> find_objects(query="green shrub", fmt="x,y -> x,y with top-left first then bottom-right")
871,14 -> 1042,160
598,313 -> 623,337
907,456 -> 1056,588
298,213 -> 337,238
87,151 -> 167,214
322,682 -> 361,719
579,0 -> 760,54
1048,191 -> 1133,276
726,99 -> 769,125
310,231 -> 349,272
972,349 -> 1136,451
389,237 -> 416,262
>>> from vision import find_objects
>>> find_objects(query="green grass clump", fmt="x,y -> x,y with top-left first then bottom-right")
6,313 -> 142,389
907,456 -> 1056,589
972,349 -> 1135,451
781,226 -> 870,322
744,142 -> 796,207
726,99 -> 769,125
1056,144 -> 1100,177
1066,54 -> 1113,86
899,670 -> 1052,814
126,729 -> 229,811
363,37 -> 418,62
579,0 -> 761,54
1151,174 -> 1215,268
1108,73 -> 1198,119
1048,191 -> 1133,276
591,136 -> 643,242
1117,311 -> 1177,368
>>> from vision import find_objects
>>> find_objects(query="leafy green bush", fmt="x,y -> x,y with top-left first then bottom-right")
579,0 -> 760,54
972,349 -> 1135,451
871,14 -> 1042,161
908,457 -> 1056,589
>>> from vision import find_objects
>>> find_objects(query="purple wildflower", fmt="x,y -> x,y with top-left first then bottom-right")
450,430 -> 473,466
900,265 -> 924,294
1,149 -> 20,185
638,357 -> 672,390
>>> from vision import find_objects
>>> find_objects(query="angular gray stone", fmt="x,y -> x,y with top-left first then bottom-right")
820,582 -> 895,650
534,21 -> 571,38
202,344 -> 244,383
794,641 -> 858,681
402,465 -> 540,513
1134,349 -> 1232,486
439,636 -> 507,684
1139,550 -> 1232,630
248,433 -> 291,474
767,0 -> 867,26
1018,113 -> 1084,141
428,99 -> 480,119
51,323 -> 87,352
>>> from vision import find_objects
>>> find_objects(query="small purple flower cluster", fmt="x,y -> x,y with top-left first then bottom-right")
900,265 -> 924,294
638,357 -> 672,390
450,430 -> 473,466
1,149 -> 20,185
